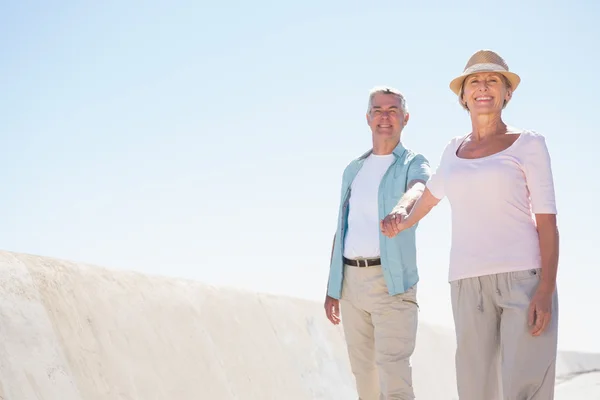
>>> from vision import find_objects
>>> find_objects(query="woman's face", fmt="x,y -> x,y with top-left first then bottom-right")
462,72 -> 512,113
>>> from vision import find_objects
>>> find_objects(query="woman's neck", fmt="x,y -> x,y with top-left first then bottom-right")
470,113 -> 506,141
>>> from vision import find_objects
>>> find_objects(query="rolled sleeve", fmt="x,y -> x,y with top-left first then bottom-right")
407,153 -> 432,184
523,133 -> 558,214
426,170 -> 445,200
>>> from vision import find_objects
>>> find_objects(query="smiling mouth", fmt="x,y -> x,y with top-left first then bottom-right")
378,124 -> 392,128
475,96 -> 493,101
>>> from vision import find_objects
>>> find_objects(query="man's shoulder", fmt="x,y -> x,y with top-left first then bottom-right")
398,146 -> 433,182
341,149 -> 371,173
400,146 -> 430,165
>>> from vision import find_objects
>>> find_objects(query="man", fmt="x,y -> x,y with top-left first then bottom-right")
324,87 -> 431,400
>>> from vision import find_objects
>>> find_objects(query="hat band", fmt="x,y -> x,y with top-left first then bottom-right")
463,62 -> 509,75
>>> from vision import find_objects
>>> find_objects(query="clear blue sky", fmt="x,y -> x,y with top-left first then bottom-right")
1,1 -> 598,353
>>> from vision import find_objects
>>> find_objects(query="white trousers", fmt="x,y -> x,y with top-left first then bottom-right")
451,268 -> 559,400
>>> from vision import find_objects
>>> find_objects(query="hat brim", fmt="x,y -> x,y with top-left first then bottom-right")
449,68 -> 521,95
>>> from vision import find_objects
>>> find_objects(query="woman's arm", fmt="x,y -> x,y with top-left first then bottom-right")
381,187 -> 441,238
401,187 -> 440,228
535,213 -> 559,293
381,138 -> 455,238
528,213 -> 559,336
521,133 -> 559,336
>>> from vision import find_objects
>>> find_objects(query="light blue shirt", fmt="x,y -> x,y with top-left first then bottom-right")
327,142 -> 431,299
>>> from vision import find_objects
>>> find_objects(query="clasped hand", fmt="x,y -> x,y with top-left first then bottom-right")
380,209 -> 408,238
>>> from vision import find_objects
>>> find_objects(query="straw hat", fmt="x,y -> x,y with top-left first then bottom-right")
449,50 -> 521,95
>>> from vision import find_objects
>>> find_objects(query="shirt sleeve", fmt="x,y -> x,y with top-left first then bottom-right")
426,138 -> 457,200
407,153 -> 432,184
522,132 -> 558,214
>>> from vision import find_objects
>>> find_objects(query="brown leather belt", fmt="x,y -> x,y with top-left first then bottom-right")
343,256 -> 381,267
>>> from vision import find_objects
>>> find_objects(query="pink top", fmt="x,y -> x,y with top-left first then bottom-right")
426,130 -> 558,282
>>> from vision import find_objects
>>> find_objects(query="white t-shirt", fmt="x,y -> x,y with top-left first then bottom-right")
426,130 -> 558,282
343,153 -> 395,259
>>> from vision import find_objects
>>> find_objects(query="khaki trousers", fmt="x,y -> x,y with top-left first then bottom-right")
451,268 -> 559,400
340,264 -> 419,400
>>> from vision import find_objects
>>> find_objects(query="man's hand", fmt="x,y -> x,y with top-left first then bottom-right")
380,209 -> 408,238
324,295 -> 341,325
528,286 -> 554,336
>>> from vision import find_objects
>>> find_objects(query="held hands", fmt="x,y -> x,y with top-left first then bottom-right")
380,208 -> 409,238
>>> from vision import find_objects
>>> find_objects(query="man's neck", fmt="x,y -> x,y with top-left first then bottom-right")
372,138 -> 400,155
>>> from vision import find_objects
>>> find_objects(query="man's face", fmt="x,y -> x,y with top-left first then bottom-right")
366,93 -> 408,139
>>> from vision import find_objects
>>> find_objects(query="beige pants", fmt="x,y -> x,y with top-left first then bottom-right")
451,268 -> 558,400
340,264 -> 419,400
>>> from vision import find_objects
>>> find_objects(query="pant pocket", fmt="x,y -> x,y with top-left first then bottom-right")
509,268 -> 541,281
402,299 -> 419,309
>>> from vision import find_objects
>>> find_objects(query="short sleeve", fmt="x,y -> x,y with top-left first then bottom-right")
522,132 -> 557,214
407,153 -> 432,184
426,138 -> 459,200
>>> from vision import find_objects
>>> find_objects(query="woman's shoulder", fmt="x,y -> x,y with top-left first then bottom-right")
508,127 -> 551,155
434,134 -> 468,160
444,134 -> 468,150
508,126 -> 547,141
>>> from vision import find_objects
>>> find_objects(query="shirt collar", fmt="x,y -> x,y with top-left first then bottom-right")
358,141 -> 406,160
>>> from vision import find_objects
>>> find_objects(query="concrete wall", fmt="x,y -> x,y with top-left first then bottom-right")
0,250 -> 597,399
0,250 -> 361,400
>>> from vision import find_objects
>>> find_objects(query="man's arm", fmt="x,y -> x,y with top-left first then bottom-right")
381,153 -> 432,237
325,232 -> 341,325
382,187 -> 440,237
329,233 -> 336,264
381,180 -> 427,238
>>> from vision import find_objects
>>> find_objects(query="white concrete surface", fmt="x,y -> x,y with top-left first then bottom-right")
0,249 -> 598,399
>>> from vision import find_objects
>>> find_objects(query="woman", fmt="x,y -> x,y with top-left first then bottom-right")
385,50 -> 560,399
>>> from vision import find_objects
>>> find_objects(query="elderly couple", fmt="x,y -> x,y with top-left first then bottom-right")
324,49 -> 560,400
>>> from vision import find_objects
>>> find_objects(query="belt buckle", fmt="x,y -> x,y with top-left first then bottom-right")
356,258 -> 368,268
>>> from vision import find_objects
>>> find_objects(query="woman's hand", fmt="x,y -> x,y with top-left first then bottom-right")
528,286 -> 554,336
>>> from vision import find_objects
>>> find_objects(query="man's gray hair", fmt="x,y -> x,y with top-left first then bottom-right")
367,86 -> 408,114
